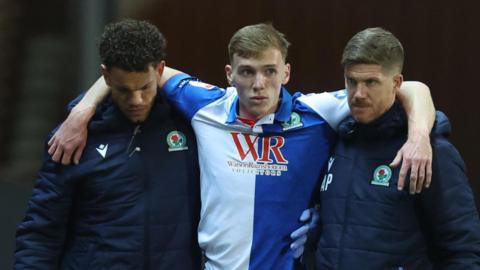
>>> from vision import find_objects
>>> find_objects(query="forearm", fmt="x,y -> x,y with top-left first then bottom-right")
74,76 -> 110,114
397,81 -> 435,138
78,66 -> 183,108
66,76 -> 109,128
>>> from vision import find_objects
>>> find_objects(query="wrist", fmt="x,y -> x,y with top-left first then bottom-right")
408,126 -> 430,142
70,103 -> 96,124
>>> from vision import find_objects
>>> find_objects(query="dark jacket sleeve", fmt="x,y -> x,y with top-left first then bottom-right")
420,139 -> 480,269
14,139 -> 74,269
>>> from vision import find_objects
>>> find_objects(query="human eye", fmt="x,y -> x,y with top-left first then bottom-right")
116,87 -> 129,94
239,68 -> 254,77
264,68 -> 277,76
346,78 -> 357,87
365,79 -> 378,86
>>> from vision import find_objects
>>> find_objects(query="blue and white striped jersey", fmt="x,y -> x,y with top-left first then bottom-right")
163,73 -> 349,270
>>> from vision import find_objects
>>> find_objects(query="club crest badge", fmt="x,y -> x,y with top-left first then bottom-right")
166,131 -> 188,152
282,112 -> 303,131
371,165 -> 392,187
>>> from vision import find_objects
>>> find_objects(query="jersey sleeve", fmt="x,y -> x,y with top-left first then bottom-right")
297,89 -> 350,130
162,73 -> 227,120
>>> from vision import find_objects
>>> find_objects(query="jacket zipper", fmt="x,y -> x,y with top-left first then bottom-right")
126,125 -> 141,156
126,124 -> 149,269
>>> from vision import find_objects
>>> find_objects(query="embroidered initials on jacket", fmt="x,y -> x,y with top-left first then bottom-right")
321,157 -> 335,191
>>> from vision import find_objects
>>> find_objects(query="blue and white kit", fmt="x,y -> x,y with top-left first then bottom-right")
163,73 -> 349,270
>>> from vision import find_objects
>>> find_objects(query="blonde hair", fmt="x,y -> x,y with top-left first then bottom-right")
228,23 -> 290,62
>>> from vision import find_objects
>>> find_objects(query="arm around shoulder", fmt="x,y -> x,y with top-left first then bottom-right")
393,81 -> 435,194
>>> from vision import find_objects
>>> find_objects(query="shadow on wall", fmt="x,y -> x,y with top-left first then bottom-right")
0,180 -> 33,269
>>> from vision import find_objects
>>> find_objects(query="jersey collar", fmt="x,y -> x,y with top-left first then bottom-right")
226,87 -> 293,125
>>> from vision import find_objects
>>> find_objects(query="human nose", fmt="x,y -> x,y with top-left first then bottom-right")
353,83 -> 367,99
253,73 -> 266,90
129,91 -> 143,106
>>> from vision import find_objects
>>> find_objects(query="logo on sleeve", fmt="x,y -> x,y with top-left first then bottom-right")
188,81 -> 215,89
96,144 -> 108,158
166,131 -> 188,152
330,89 -> 348,100
371,165 -> 392,187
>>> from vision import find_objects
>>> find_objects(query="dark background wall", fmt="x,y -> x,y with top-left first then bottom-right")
2,0 -> 479,268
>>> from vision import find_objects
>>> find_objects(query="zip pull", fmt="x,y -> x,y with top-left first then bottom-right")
126,125 -> 142,155
128,147 -> 141,157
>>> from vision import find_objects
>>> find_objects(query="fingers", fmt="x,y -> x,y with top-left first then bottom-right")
408,159 -> 419,195
62,144 -> 79,165
48,134 -> 56,147
290,225 -> 309,240
390,150 -> 402,168
391,150 -> 405,191
425,159 -> 432,188
292,245 -> 305,259
48,139 -> 58,156
299,209 -> 311,222
73,143 -> 86,165
61,145 -> 74,166
415,159 -> 426,194
51,144 -> 63,163
290,235 -> 307,258
397,157 -> 409,191
291,235 -> 307,249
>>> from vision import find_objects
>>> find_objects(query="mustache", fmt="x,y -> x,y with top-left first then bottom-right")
350,101 -> 370,107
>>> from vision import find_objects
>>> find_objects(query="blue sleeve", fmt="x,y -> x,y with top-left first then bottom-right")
162,73 -> 227,120
421,139 -> 480,268
14,135 -> 73,269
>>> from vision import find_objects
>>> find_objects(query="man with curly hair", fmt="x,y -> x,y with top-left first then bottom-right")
14,20 -> 202,269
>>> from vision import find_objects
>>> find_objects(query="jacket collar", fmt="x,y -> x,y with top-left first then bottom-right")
338,100 -> 407,140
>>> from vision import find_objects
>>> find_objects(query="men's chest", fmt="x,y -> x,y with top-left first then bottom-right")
193,120 -> 335,180
320,140 -> 409,203
319,139 -> 422,237
72,125 -> 197,199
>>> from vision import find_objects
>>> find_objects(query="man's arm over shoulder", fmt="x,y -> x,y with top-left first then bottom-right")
421,138 -> 480,268
49,67 -> 226,165
15,136 -> 75,269
161,67 -> 228,120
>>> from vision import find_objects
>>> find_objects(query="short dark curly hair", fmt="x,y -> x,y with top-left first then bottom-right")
99,19 -> 166,72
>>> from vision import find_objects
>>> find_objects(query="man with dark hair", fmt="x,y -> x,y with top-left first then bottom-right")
48,23 -> 436,269
14,19 -> 201,269
315,27 -> 480,269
